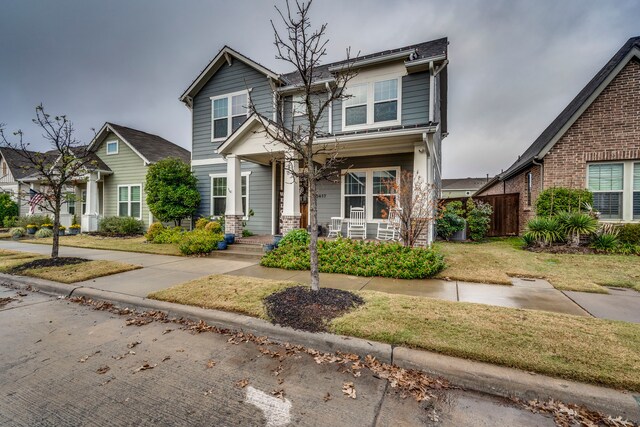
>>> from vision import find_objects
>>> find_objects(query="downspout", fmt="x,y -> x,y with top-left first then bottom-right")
325,82 -> 332,134
532,157 -> 544,191
428,61 -> 435,123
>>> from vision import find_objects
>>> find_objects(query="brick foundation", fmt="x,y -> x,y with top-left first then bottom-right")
412,218 -> 431,247
281,215 -> 301,235
224,215 -> 244,237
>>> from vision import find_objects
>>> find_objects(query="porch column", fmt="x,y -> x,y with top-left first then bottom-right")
81,172 -> 99,232
224,155 -> 244,236
281,151 -> 301,235
413,139 -> 434,247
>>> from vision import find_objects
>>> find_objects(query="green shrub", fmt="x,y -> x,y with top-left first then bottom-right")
617,223 -> 640,245
591,232 -> 619,252
145,222 -> 165,242
614,242 -> 640,256
195,217 -> 210,230
557,212 -> 598,246
10,227 -> 25,238
522,233 -> 536,247
535,187 -> 593,217
436,201 -> 465,240
261,237 -> 446,279
3,216 -> 17,228
204,221 -> 222,234
242,229 -> 254,237
523,217 -> 564,246
153,226 -> 184,244
16,215 -> 51,228
98,216 -> 144,235
0,194 -> 18,225
465,198 -> 492,241
279,229 -> 310,247
35,228 -> 53,238
178,230 -> 223,255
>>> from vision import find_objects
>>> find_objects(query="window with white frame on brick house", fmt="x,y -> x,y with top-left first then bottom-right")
588,161 -> 640,221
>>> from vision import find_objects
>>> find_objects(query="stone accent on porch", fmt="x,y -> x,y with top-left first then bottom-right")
281,215 -> 302,235
224,214 -> 244,236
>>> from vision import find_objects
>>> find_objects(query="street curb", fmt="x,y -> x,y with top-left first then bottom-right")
3,274 -> 639,422
393,347 -> 640,423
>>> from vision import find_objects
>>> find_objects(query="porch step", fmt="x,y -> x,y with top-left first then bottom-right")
209,242 -> 265,261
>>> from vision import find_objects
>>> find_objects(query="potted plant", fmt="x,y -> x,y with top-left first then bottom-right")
58,225 -> 66,236
42,223 -> 54,230
224,233 -> 235,245
263,243 -> 275,252
273,234 -> 283,247
217,240 -> 228,250
68,224 -> 81,235
26,224 -> 38,235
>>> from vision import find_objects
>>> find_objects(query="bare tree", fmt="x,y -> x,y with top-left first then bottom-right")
251,0 -> 357,291
377,171 -> 439,247
0,104 -> 97,258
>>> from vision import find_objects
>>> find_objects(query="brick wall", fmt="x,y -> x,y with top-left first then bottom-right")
543,58 -> 640,188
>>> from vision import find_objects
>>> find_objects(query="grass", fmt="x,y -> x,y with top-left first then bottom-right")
435,237 -> 640,293
148,273 -> 640,391
22,234 -> 181,256
0,249 -> 141,283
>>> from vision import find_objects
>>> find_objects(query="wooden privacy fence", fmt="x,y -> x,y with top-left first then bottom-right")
442,193 -> 520,237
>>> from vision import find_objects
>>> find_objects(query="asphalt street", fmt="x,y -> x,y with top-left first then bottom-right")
0,285 -> 556,426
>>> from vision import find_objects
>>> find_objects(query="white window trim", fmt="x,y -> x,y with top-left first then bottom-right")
340,166 -> 400,222
106,139 -> 119,155
341,76 -> 402,132
586,161 -> 638,222
117,184 -> 143,220
210,89 -> 250,143
209,171 -> 251,220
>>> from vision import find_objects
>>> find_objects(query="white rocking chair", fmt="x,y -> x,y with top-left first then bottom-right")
376,208 -> 402,241
327,217 -> 343,238
347,207 -> 367,240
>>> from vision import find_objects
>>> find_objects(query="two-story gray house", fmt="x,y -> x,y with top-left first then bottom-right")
180,38 -> 448,246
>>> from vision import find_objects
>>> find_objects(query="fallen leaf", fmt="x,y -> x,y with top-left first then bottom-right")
112,350 -> 135,360
235,378 -> 249,389
176,349 -> 185,353
206,359 -> 216,369
162,328 -> 173,335
162,355 -> 171,362
96,365 -> 110,374
133,362 -> 157,373
323,393 -> 332,402
79,350 -> 100,363
272,365 -> 283,376
203,389 -> 214,396
277,378 -> 284,385
342,382 -> 356,399
271,389 -> 285,400
127,341 -> 141,349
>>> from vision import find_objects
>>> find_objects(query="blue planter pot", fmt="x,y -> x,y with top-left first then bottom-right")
273,235 -> 283,247
264,243 -> 275,253
224,233 -> 235,244
217,240 -> 228,250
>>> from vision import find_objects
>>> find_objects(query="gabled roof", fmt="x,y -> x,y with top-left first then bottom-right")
500,36 -> 640,180
88,123 -> 190,164
279,38 -> 449,86
0,147 -> 42,180
442,177 -> 490,191
179,46 -> 281,107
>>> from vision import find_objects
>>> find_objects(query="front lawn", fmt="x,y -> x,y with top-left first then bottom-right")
22,234 -> 182,256
0,249 -> 141,283
435,237 -> 640,293
149,274 -> 640,391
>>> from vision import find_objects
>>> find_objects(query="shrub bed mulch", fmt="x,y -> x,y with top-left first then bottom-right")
10,257 -> 89,273
264,286 -> 364,333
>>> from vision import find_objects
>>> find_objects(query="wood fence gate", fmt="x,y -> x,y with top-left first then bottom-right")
443,193 -> 520,237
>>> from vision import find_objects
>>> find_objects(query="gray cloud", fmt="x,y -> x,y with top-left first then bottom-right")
1,0 -> 638,178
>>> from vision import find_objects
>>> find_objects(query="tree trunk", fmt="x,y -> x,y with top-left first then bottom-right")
308,164 -> 320,291
52,200 -> 61,259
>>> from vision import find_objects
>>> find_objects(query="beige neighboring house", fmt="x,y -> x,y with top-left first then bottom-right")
441,177 -> 490,199
16,123 -> 190,231
0,147 -> 40,216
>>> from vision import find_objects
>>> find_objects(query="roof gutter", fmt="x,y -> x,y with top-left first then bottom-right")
328,49 -> 417,72
276,77 -> 335,93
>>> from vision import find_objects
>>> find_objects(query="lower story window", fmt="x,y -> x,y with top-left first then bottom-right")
588,163 -> 623,220
342,167 -> 399,220
210,174 -> 248,218
118,185 -> 141,219
81,190 -> 86,215
66,192 -> 76,215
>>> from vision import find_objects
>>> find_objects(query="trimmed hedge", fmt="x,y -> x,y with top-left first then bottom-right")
261,237 -> 446,279
98,216 -> 144,235
178,230 -> 223,255
617,223 -> 640,245
535,187 -> 593,217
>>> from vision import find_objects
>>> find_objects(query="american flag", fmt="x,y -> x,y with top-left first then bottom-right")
28,189 -> 44,215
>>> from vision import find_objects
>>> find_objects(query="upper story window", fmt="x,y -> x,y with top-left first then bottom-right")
292,93 -> 306,118
343,78 -> 401,131
106,140 -> 118,155
211,90 -> 249,141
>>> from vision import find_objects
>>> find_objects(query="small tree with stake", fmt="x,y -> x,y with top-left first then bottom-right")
251,0 -> 357,291
0,105 -> 97,258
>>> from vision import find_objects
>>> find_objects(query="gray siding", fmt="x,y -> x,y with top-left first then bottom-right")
193,162 -> 273,235
401,71 -> 430,126
332,99 -> 342,131
282,93 -> 329,134
192,59 -> 275,161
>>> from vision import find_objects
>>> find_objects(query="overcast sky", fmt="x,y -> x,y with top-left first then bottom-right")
1,0 -> 638,178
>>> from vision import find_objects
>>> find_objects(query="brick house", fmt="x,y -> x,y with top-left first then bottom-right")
476,36 -> 640,231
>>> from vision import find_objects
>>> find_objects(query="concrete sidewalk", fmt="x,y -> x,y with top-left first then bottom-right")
3,240 -> 638,322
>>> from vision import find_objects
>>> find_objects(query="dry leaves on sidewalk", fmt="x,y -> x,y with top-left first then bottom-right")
342,382 -> 356,399
133,362 -> 157,373
235,378 -> 249,389
127,341 -> 141,349
78,350 -> 100,363
206,359 -> 216,369
96,365 -> 110,374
